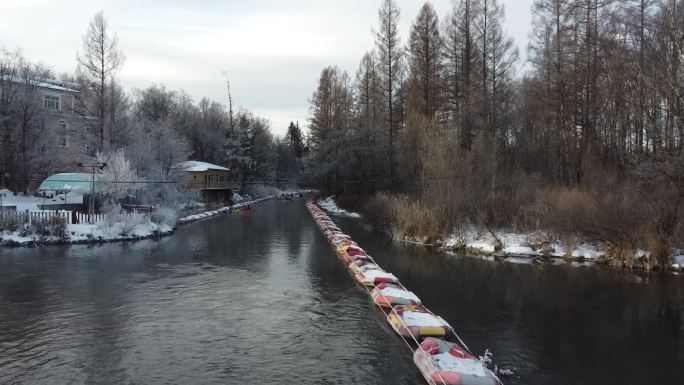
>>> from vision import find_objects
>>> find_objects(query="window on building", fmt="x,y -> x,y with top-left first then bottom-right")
44,95 -> 60,111
58,121 -> 69,148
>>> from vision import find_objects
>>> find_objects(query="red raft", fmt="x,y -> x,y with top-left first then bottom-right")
414,338 -> 501,385
338,245 -> 373,264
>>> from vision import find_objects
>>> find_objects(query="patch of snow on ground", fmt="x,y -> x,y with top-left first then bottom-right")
318,197 -> 361,218
503,245 -> 538,256
500,233 -> 538,256
463,228 -> 498,254
467,240 -> 497,254
550,244 -> 567,257
232,193 -> 244,202
672,255 -> 684,269
571,244 -> 605,260
1,220 -> 173,246
0,190 -> 83,211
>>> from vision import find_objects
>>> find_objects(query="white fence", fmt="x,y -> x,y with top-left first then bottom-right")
1,210 -> 140,225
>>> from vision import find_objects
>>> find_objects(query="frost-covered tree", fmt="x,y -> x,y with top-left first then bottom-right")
96,148 -> 140,200
231,110 -> 275,192
127,119 -> 191,205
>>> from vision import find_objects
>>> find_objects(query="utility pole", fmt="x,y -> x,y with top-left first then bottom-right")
78,162 -> 106,224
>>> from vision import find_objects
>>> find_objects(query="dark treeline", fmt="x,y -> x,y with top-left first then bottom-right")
305,0 -> 683,267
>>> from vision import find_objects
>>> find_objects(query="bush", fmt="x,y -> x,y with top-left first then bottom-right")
151,207 -> 178,228
0,214 -> 20,232
30,215 -> 67,241
370,193 -> 445,244
100,202 -> 149,237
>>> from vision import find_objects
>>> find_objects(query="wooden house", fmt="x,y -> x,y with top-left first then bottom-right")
177,161 -> 237,202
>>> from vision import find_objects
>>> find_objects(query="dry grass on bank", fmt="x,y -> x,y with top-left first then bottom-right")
356,158 -> 680,269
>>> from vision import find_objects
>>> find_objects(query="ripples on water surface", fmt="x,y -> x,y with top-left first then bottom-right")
1,200 -> 683,385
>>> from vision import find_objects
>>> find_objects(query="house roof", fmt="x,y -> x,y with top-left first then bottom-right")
38,81 -> 79,93
1,75 -> 79,93
38,173 -> 102,192
177,161 -> 230,173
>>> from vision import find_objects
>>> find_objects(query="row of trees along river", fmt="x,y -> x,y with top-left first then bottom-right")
305,0 -> 683,269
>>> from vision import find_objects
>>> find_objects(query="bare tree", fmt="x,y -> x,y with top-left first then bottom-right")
407,2 -> 443,118
0,49 -> 51,192
375,0 -> 403,187
444,0 -> 480,150
76,11 -> 125,150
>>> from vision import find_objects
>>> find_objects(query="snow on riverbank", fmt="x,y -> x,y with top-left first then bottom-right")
177,197 -> 272,224
444,227 -> 612,263
443,229 -> 680,270
318,197 -> 361,218
1,197 -> 274,247
0,220 -> 173,247
672,255 -> 684,271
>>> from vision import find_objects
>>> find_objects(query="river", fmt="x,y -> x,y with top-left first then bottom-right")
0,200 -> 682,384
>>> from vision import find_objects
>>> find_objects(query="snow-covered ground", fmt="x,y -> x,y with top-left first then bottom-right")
442,228 -> 684,271
0,220 -> 172,246
1,196 -> 275,246
177,197 -> 272,224
0,189 -> 83,211
318,197 -> 361,218
444,227 -> 612,264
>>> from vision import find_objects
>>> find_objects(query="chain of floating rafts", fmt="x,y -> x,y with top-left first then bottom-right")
307,200 -> 503,385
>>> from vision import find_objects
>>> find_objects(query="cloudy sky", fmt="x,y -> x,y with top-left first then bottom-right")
0,0 -> 534,136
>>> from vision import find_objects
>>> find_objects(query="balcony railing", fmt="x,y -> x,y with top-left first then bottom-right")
203,181 -> 239,190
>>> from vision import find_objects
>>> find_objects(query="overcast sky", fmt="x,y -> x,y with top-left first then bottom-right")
0,0 -> 534,136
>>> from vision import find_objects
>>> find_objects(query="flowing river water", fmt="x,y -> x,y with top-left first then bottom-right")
0,200 -> 682,384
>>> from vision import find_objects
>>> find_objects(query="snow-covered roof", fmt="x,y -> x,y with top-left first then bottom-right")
177,161 -> 230,173
1,75 -> 79,93
38,81 -> 79,93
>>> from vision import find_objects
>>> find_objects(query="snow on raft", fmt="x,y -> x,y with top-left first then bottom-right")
348,259 -> 398,286
354,267 -> 399,287
337,245 -> 372,263
372,283 -> 421,308
388,305 -> 451,339
415,338 -> 501,385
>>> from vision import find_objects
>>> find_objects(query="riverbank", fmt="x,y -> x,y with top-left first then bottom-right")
332,196 -> 684,273
0,197 -> 274,247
